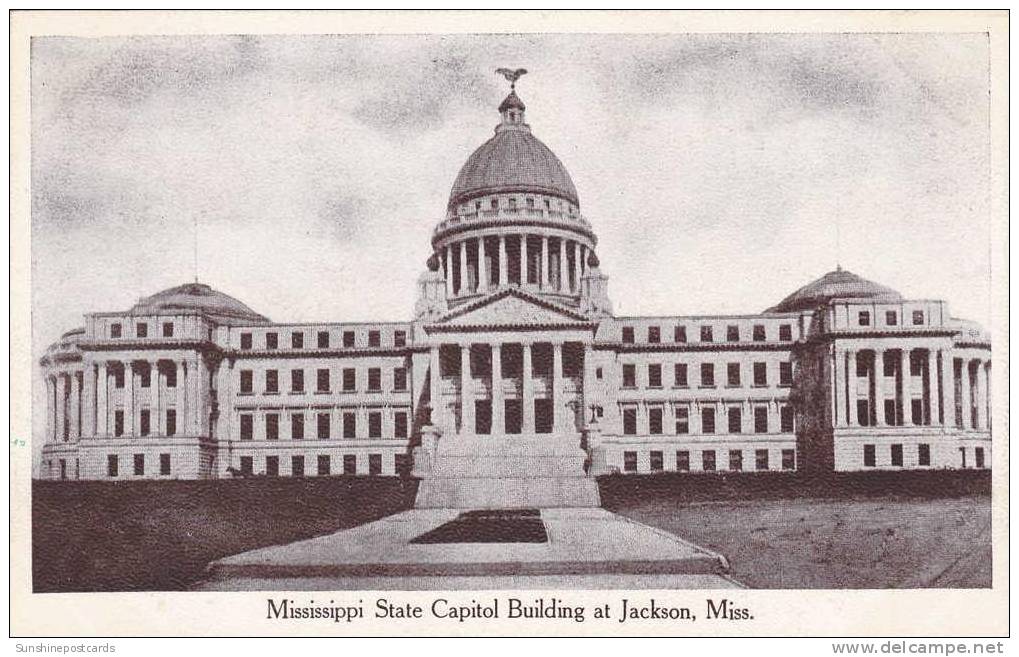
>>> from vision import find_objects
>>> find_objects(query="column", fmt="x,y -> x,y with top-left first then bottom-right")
69,372 -> 81,439
444,246 -> 454,298
458,240 -> 467,295
55,374 -> 67,442
573,241 -> 582,293
928,351 -> 941,427
975,359 -> 988,430
82,363 -> 96,438
940,351 -> 954,427
522,342 -> 535,433
899,348 -> 910,426
177,359 -> 187,435
959,359 -> 971,429
552,342 -> 564,431
429,346 -> 442,430
874,349 -> 886,426
123,362 -> 135,437
491,343 -> 504,434
498,235 -> 507,288
478,237 -> 488,293
151,360 -> 161,436
541,236 -> 550,290
460,344 -> 474,435
558,239 -> 567,292
44,376 -> 55,442
520,234 -> 529,287
847,350 -> 858,426
188,358 -> 202,435
96,362 -> 108,437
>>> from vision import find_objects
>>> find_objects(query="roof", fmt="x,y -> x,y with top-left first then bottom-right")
129,282 -> 271,325
767,267 -> 903,313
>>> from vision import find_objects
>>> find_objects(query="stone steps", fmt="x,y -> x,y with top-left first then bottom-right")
415,476 -> 601,509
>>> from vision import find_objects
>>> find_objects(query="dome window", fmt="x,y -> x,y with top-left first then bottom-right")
544,199 -> 551,210
490,198 -> 498,210
526,197 -> 535,209
475,201 -> 481,212
508,198 -> 517,210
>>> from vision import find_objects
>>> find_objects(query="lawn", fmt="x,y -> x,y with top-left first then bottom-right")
601,471 -> 992,588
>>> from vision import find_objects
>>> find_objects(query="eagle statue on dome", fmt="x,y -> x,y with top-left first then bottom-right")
495,67 -> 527,89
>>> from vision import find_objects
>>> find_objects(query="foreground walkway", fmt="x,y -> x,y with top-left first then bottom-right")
195,508 -> 738,590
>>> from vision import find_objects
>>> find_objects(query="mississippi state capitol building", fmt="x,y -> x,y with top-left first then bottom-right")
39,84 -> 993,507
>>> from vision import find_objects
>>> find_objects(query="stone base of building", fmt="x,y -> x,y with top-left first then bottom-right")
414,434 -> 601,509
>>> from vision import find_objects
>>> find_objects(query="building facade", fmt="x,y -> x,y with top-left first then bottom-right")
39,87 -> 993,487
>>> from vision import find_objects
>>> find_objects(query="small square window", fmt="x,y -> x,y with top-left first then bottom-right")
674,326 -> 687,343
317,331 -> 330,348
343,331 -> 356,348
394,330 -> 407,347
266,456 -> 279,477
858,311 -> 871,326
291,455 -> 305,477
702,450 -> 716,471
676,450 -> 690,471
647,326 -> 660,343
368,330 -> 381,347
729,449 -> 743,471
317,454 -> 331,476
700,325 -> 713,342
623,451 -> 637,473
726,325 -> 740,342
891,443 -> 903,467
240,333 -> 252,350
756,449 -> 769,471
162,322 -> 174,337
343,454 -> 357,474
110,323 -> 122,339
863,444 -> 876,467
753,325 -> 766,341
918,443 -> 931,467
265,332 -> 278,349
782,449 -> 796,470
136,323 -> 148,338
912,310 -> 925,325
240,456 -> 253,475
886,311 -> 898,326
649,450 -> 663,471
291,332 -> 304,349
621,326 -> 635,343
779,324 -> 792,341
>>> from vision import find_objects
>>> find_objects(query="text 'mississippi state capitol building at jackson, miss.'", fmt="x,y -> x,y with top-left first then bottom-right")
39,79 -> 992,506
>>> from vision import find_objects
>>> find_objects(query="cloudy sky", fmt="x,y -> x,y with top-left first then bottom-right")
32,32 -> 991,366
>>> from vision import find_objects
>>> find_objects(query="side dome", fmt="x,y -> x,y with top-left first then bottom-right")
447,91 -> 579,210
768,267 -> 902,313
130,282 -> 271,325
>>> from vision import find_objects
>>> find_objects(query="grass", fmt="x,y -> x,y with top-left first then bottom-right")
600,470 -> 992,588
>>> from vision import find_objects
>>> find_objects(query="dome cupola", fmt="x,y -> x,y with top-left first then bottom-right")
768,267 -> 903,313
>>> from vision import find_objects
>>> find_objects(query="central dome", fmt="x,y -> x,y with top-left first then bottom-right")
447,91 -> 579,210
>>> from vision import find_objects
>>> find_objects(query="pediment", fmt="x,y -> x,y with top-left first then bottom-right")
436,288 -> 591,328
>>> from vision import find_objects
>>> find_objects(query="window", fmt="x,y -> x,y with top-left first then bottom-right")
133,454 -> 144,476
140,410 -> 150,436
343,331 -> 356,347
891,444 -> 903,467
912,310 -> 925,325
490,198 -> 498,210
110,323 -> 122,338
394,411 -> 408,438
648,364 -> 662,388
650,450 -> 664,472
166,367 -> 177,388
265,370 -> 280,394
753,325 -> 766,342
882,353 -> 896,377
136,322 -> 148,338
315,413 -> 330,440
858,311 -> 871,326
675,407 -> 689,434
700,363 -> 715,387
702,450 -> 716,471
160,453 -> 171,476
291,413 -> 304,440
857,400 -> 870,426
240,414 -> 253,440
782,449 -> 796,470
728,407 -> 742,433
674,326 -> 687,343
114,411 -> 124,437
508,197 -> 517,210
343,412 -> 356,438
166,410 -> 176,436
885,311 -> 898,326
140,368 -> 151,388
266,455 -> 279,477
291,332 -> 304,349
107,455 -> 118,478
240,370 -> 253,393
162,322 -> 173,337
780,405 -> 795,432
622,408 -> 637,435
291,455 -> 305,477
395,454 -> 410,476
367,368 -> 382,391
621,326 -> 635,343
726,325 -> 740,342
240,456 -> 253,475
975,447 -> 985,469
368,412 -> 382,438
291,369 -> 304,393
622,364 -> 636,388
647,326 -> 660,343
700,325 -> 713,342
779,362 -> 793,386
266,413 -> 279,440
648,407 -> 663,435
343,368 -> 356,391
884,399 -> 896,425
727,362 -> 740,387
863,444 -> 876,467
623,451 -> 637,473
909,354 -> 922,377
317,455 -> 331,476
753,362 -> 767,386
911,399 -> 923,425
729,450 -> 743,471
779,324 -> 792,341
317,368 -> 330,393
394,330 -> 407,347
754,407 -> 768,433
339,454 -> 355,475
114,368 -> 125,388
240,333 -> 252,350
368,454 -> 382,476
674,363 -> 688,387
701,407 -> 716,434
676,451 -> 690,471
265,332 -> 278,349
317,331 -> 330,348
755,449 -> 769,471
918,443 -> 931,467
368,330 -> 381,347
394,367 -> 408,391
